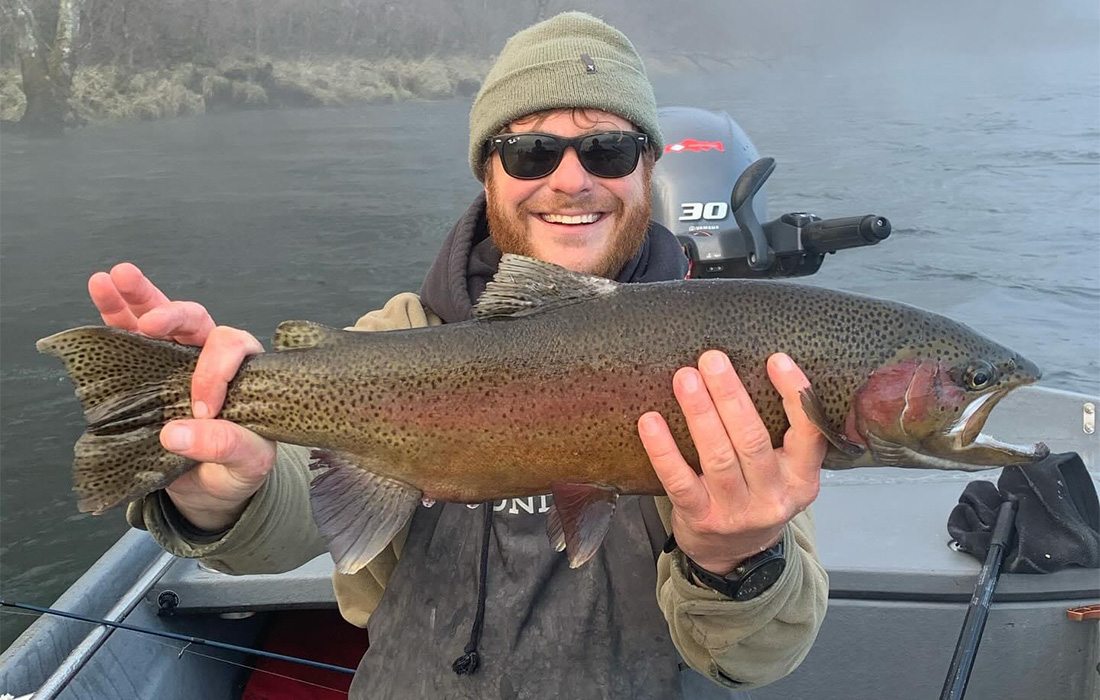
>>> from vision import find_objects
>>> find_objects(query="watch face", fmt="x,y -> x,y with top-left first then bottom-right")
734,559 -> 786,601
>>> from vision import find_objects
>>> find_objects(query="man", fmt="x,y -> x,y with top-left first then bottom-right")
89,12 -> 828,699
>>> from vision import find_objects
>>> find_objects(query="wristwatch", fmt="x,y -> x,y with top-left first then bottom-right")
685,538 -> 786,602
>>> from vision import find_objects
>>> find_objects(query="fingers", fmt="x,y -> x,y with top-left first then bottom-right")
695,351 -> 782,493
191,326 -> 265,418
139,301 -> 216,345
88,263 -> 216,345
638,412 -> 710,519
108,262 -> 171,318
768,353 -> 827,489
161,419 -> 277,484
672,360 -> 749,501
89,271 -> 139,330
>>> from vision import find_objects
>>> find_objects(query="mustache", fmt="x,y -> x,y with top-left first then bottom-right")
520,195 -> 620,213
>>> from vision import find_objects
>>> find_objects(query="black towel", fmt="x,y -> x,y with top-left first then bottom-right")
947,452 -> 1100,573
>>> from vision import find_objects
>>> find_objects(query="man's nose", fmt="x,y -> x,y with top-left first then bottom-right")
546,147 -> 592,193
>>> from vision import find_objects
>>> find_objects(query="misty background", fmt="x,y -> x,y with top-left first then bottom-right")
1,0 -> 1096,66
1,1 -> 1098,652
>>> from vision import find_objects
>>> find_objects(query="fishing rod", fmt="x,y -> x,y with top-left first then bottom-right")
0,599 -> 356,676
939,499 -> 1018,700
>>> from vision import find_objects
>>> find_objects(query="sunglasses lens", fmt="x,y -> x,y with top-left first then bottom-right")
577,133 -> 641,178
494,132 -> 644,179
499,134 -> 563,179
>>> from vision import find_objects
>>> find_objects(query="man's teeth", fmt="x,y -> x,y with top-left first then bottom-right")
540,213 -> 600,225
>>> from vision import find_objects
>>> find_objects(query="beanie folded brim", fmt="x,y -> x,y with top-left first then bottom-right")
469,12 -> 662,181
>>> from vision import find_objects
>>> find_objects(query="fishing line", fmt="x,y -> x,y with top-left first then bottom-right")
0,600 -> 356,676
140,634 -> 350,695
2,606 -> 351,695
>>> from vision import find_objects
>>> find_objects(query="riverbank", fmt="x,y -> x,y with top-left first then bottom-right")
0,52 -> 725,128
0,55 -> 490,126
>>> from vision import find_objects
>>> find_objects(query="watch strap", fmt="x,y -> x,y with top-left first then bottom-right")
684,538 -> 786,601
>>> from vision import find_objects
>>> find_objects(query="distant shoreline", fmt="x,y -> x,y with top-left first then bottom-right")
0,55 -> 490,127
0,53 -> 729,129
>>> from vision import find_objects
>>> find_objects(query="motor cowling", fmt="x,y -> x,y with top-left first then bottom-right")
652,107 -> 767,277
652,106 -> 890,278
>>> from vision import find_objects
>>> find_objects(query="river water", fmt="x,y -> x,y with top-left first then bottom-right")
1,43 -> 1097,650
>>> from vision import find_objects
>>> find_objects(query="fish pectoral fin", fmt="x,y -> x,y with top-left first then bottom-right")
799,387 -> 866,457
474,254 -> 620,319
308,449 -> 420,575
273,321 -> 352,351
547,482 -> 620,568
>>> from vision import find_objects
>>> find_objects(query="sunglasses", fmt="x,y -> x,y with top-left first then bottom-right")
486,131 -> 649,180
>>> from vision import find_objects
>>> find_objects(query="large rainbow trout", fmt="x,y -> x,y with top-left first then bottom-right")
38,255 -> 1048,573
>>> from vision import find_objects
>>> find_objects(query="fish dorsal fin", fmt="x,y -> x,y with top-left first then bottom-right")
308,449 -> 421,574
546,482 -> 620,568
474,254 -> 619,320
273,321 -> 350,351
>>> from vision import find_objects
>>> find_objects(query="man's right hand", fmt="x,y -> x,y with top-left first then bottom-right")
89,263 -> 277,532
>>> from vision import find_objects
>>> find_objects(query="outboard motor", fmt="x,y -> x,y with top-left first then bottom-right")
652,106 -> 892,278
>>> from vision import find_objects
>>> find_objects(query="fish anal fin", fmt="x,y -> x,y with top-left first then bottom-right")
548,482 -> 619,568
308,449 -> 420,575
273,321 -> 350,351
799,387 -> 866,457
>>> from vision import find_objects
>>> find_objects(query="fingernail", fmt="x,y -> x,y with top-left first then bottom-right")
680,370 -> 699,392
192,401 -> 209,419
163,425 -> 193,452
702,352 -> 728,374
773,353 -> 794,372
639,413 -> 661,435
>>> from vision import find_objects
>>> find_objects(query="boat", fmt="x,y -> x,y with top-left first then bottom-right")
2,108 -> 1097,700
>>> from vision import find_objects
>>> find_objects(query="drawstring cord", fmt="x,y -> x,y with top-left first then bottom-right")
452,504 -> 493,675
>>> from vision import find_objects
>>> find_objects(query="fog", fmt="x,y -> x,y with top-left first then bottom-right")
3,0 -> 1096,69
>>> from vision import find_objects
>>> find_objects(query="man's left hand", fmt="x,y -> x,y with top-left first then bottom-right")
638,350 -> 826,576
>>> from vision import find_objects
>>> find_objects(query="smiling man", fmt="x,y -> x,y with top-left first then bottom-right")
92,12 -> 828,699
483,111 -> 653,277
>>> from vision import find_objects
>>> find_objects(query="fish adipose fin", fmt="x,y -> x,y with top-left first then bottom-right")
474,254 -> 619,319
35,327 -> 198,514
799,387 -> 866,457
273,321 -> 355,351
308,449 -> 421,575
546,482 -> 620,568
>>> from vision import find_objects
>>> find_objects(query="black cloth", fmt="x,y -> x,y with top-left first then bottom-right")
947,452 -> 1100,573
347,197 -> 746,699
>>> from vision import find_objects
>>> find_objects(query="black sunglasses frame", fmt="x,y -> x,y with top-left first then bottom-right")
485,131 -> 649,180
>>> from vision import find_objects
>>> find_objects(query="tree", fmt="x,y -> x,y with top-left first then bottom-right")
2,0 -> 84,135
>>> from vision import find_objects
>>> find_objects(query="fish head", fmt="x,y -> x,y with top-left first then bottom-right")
848,338 -> 1049,470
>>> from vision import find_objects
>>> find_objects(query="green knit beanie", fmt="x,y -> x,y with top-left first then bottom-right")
469,11 -> 662,181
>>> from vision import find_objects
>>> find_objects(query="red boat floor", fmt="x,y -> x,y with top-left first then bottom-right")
242,609 -> 367,699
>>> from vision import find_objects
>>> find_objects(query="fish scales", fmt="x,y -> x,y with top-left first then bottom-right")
210,278 -> 1000,502
37,255 -> 1047,572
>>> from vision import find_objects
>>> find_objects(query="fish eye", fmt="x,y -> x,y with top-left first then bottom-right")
964,360 -> 998,390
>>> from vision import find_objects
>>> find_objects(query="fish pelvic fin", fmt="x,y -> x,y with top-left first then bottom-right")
474,254 -> 619,319
547,482 -> 620,568
273,320 -> 352,351
35,326 -> 198,514
799,387 -> 866,458
308,449 -> 421,575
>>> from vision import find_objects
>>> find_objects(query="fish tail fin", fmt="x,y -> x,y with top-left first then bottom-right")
36,326 -> 199,514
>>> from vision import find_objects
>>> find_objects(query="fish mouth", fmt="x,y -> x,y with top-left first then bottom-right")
944,384 -> 1049,466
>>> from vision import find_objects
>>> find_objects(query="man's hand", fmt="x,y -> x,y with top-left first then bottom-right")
638,350 -> 826,576
89,263 -> 277,532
